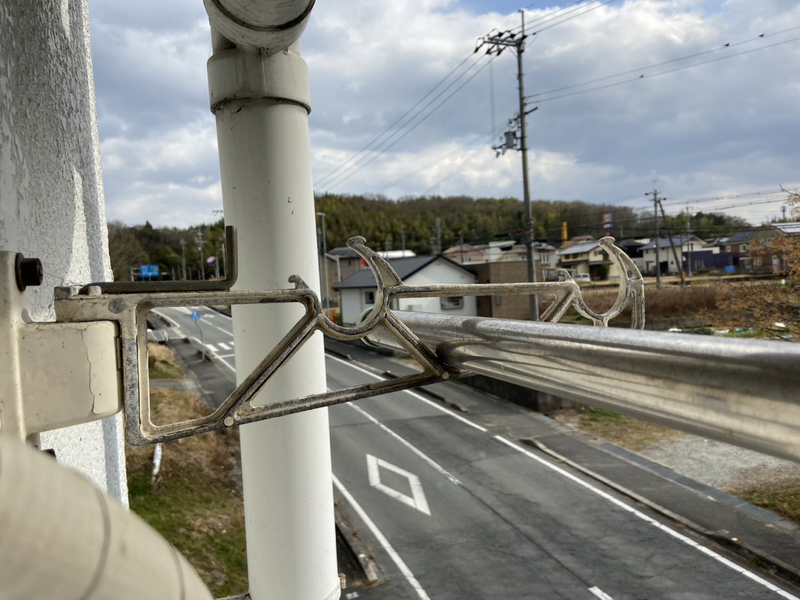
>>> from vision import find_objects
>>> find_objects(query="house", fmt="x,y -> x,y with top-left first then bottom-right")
639,235 -> 709,275
748,222 -> 800,274
556,238 -> 620,280
616,239 -> 648,274
318,247 -> 363,308
713,229 -> 757,273
443,243 -> 485,265
334,255 -> 478,324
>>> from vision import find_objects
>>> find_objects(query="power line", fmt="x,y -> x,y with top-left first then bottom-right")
321,55 -> 498,192
314,52 -> 482,189
424,123 -> 509,195
530,0 -> 618,35
526,26 -> 800,101
525,34 -> 800,105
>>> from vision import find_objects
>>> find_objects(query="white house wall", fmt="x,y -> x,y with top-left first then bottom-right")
399,261 -> 477,317
340,288 -> 366,325
0,1 -> 127,503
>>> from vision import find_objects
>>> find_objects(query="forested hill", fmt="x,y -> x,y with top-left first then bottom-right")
313,193 -> 748,254
107,194 -> 749,282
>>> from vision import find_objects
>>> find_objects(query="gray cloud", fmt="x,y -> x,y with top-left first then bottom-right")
89,0 -> 800,227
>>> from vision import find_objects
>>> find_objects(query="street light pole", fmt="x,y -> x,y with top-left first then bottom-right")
317,212 -> 330,316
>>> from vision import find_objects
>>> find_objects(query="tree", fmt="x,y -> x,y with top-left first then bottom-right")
107,221 -> 148,281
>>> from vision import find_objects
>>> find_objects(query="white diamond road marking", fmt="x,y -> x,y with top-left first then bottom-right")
366,454 -> 430,516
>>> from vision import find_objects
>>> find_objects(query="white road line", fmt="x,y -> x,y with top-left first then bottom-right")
367,454 -> 431,516
174,307 -> 192,315
197,318 -> 235,337
348,403 -> 461,486
218,342 -> 231,350
495,436 -> 800,600
589,586 -> 615,600
326,354 -> 487,433
332,474 -> 431,600
217,353 -> 236,359
205,343 -> 218,352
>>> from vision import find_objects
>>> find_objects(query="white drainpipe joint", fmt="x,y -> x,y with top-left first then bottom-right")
208,47 -> 311,114
204,0 -> 314,54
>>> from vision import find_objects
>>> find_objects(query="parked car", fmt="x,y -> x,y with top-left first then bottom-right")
575,273 -> 591,282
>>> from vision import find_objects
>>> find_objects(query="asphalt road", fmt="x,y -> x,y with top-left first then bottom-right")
154,306 -> 799,600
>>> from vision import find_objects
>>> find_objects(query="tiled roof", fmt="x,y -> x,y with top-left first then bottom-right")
333,255 -> 473,289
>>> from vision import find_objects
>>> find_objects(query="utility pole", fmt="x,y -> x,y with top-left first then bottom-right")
219,234 -> 227,279
479,10 -> 539,320
317,212 -> 330,315
179,239 -> 187,280
685,203 -> 692,277
196,230 -> 205,281
435,217 -> 442,254
401,228 -> 407,253
645,182 -> 661,288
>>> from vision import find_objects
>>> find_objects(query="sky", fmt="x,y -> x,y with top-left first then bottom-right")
88,0 -> 800,229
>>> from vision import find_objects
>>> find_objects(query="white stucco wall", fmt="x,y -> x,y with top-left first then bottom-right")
339,259 -> 477,324
0,0 -> 127,503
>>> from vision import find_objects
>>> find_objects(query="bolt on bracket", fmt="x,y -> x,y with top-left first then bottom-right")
54,227 -> 644,446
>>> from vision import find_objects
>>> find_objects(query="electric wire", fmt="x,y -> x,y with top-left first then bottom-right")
322,55 -> 498,192
314,52 -> 479,189
526,26 -> 800,101
424,122 -> 509,196
526,35 -> 800,105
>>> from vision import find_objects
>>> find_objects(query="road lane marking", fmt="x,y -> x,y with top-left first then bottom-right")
205,343 -> 218,352
218,342 -> 231,350
326,354 -> 487,432
196,317 -> 235,337
348,403 -> 461,485
367,454 -> 431,516
589,587 -> 615,600
495,436 -> 800,600
174,307 -> 192,315
333,474 -> 431,600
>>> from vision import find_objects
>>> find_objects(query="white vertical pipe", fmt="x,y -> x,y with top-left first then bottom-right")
207,31 -> 339,600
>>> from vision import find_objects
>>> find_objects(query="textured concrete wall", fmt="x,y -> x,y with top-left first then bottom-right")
0,0 -> 127,504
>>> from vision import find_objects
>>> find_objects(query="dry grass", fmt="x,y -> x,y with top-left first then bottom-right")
557,407 -> 684,452
580,284 -> 719,321
147,342 -> 183,380
735,481 -> 800,525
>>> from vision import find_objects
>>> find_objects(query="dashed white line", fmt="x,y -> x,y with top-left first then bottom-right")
333,474 -> 431,600
589,586 -> 615,600
326,354 -> 487,433
495,436 -> 800,600
217,353 -> 235,359
205,343 -> 218,353
348,403 -> 461,486
218,342 -> 231,350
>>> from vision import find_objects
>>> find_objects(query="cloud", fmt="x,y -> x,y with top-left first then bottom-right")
89,0 -> 800,228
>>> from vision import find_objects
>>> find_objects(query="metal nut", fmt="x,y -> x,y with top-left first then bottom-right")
15,254 -> 43,291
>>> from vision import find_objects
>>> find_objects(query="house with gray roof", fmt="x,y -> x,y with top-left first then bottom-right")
333,255 -> 477,325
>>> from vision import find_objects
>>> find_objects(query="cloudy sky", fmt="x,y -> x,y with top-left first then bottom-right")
88,0 -> 800,229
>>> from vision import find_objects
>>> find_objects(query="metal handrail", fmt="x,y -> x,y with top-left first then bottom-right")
366,311 -> 800,463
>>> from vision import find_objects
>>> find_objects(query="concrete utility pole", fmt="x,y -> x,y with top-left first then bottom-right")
645,182 -> 661,288
179,239 -> 187,280
685,203 -> 692,277
196,230 -> 205,281
435,217 -> 442,254
479,10 -> 539,320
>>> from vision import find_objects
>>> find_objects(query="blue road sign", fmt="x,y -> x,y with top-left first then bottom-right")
190,310 -> 202,321
140,264 -> 160,278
